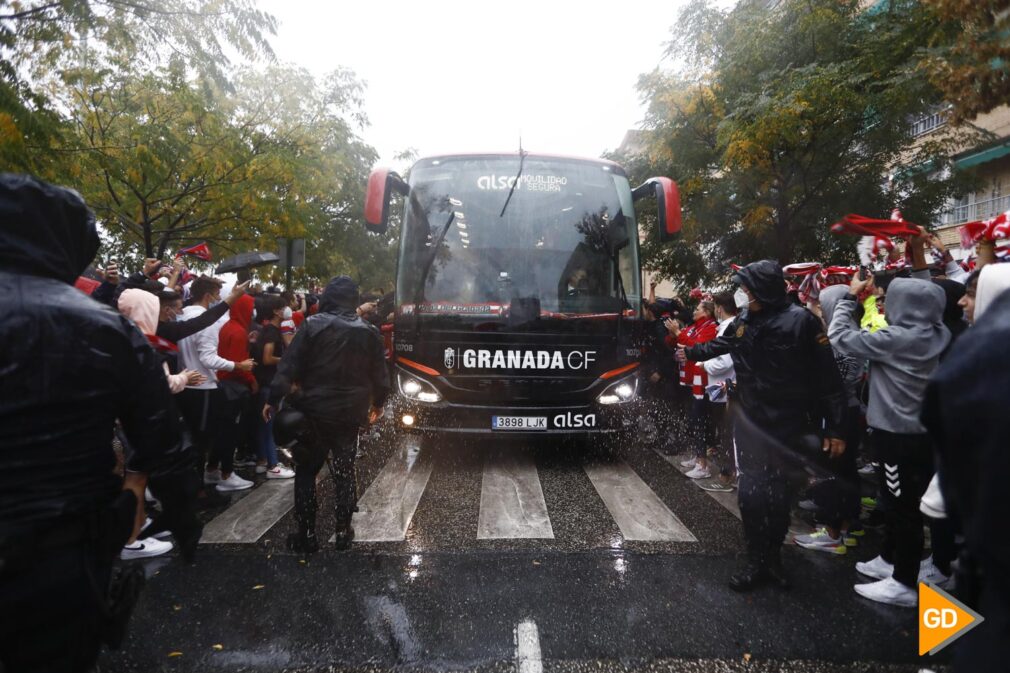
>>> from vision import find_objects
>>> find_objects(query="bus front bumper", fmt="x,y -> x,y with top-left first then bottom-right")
388,398 -> 642,436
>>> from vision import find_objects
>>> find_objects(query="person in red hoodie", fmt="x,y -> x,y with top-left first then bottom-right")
665,300 -> 719,479
215,293 -> 258,486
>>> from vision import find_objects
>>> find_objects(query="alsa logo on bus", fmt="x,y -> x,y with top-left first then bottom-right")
476,174 -> 568,192
554,412 -> 596,428
445,348 -> 596,371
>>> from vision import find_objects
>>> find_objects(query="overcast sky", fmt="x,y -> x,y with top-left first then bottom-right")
257,0 -> 701,170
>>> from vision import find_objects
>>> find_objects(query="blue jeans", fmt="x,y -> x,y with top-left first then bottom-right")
256,388 -> 279,467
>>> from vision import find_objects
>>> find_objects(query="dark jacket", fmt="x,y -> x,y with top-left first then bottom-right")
269,276 -> 389,426
685,260 -> 846,439
923,289 -> 1010,605
0,174 -> 182,531
157,300 -> 229,343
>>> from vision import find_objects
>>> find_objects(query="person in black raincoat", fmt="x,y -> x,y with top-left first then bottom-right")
0,174 -> 183,672
264,276 -> 389,552
923,287 -> 1010,672
683,260 -> 846,591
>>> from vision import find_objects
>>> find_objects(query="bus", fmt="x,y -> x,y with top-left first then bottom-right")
364,152 -> 680,436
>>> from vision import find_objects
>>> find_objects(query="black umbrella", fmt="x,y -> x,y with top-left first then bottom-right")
214,251 -> 280,274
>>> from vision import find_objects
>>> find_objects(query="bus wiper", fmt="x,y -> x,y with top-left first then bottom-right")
412,208 -> 456,333
499,146 -> 527,217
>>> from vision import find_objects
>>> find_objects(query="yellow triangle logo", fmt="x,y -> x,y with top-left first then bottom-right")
919,582 -> 985,656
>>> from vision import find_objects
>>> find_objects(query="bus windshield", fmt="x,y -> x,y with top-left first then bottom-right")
397,156 -> 641,322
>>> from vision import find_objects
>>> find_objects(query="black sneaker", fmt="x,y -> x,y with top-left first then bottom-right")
729,561 -> 770,592
333,525 -> 355,551
287,530 -> 319,554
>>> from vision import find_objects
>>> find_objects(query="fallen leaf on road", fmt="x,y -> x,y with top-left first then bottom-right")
172,605 -> 182,611
168,651 -> 183,657
532,560 -> 541,566
743,652 -> 752,663
212,644 -> 223,651
252,584 -> 265,590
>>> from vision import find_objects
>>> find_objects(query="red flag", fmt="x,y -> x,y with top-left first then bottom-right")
74,276 -> 100,295
176,242 -> 213,262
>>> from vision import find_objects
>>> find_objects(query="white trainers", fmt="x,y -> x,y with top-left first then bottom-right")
216,472 -> 254,492
685,464 -> 712,479
203,469 -> 222,485
680,457 -> 698,468
919,558 -> 951,588
139,517 -> 172,541
121,537 -> 174,560
856,555 -> 895,580
794,527 -> 847,555
255,463 -> 268,475
854,577 -> 917,607
266,465 -> 295,479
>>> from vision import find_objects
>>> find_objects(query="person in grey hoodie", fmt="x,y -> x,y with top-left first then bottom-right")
828,276 -> 950,607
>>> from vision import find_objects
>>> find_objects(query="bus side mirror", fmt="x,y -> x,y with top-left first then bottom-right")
632,177 -> 682,243
364,168 -> 409,235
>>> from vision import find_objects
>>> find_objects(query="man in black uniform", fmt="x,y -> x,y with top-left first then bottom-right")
683,260 -> 846,591
264,276 -> 389,553
0,175 -> 183,671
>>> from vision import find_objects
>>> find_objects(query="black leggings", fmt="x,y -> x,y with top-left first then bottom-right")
293,423 -> 359,535
809,405 -> 861,530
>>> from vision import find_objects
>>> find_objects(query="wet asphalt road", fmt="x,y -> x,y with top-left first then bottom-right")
97,424 -> 949,673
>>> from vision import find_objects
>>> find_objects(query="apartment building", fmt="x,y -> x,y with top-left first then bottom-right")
921,105 -> 1010,258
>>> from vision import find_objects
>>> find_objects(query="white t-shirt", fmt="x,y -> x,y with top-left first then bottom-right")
177,305 -> 232,390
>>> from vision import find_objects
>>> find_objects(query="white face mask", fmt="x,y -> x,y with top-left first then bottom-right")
283,307 -> 293,320
734,288 -> 749,310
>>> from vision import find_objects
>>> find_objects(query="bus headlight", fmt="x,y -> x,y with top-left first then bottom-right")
397,372 -> 442,404
597,376 -> 639,405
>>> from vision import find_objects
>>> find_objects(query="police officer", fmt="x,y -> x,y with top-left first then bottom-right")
683,260 -> 846,591
264,276 -> 389,553
0,174 -> 183,671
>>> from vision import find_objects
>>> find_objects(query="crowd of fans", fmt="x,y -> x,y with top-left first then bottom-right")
640,226 -> 1008,638
2,174 -> 1008,672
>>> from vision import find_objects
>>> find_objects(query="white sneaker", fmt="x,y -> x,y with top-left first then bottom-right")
216,472 -> 254,492
853,577 -> 917,607
121,537 -> 174,560
919,558 -> 951,588
139,517 -> 172,541
266,465 -> 295,479
680,457 -> 698,468
794,527 -> 847,555
858,462 -> 877,475
204,469 -> 222,485
856,555 -> 895,580
685,465 -> 712,479
255,463 -> 268,475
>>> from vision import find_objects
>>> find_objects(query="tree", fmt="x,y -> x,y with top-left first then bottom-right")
920,0 -> 1010,123
0,0 -> 275,174
631,0 -> 983,288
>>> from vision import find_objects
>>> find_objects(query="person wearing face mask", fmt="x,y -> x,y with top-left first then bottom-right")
176,276 -> 256,492
682,260 -> 847,592
155,281 -> 250,344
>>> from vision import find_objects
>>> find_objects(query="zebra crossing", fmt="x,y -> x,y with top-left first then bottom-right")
198,439 -> 716,547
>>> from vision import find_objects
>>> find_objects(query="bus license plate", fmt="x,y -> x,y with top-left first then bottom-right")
492,416 -> 548,431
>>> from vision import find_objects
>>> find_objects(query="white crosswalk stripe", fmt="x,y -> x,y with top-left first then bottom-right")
336,438 -> 434,542
583,459 -> 697,542
477,450 -> 554,539
200,442 -> 707,546
199,478 -> 295,544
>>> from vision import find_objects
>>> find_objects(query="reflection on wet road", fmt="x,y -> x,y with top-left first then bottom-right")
99,426 -> 935,672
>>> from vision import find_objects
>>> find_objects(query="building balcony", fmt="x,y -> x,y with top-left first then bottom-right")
910,109 -> 949,138
939,193 -> 1010,228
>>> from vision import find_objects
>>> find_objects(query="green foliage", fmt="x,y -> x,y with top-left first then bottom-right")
920,0 -> 1010,124
1,0 -> 399,290
632,0 -> 983,288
